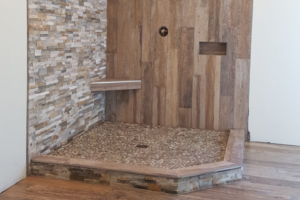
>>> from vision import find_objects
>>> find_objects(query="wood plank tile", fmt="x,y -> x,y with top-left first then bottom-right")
219,29 -> 235,130
245,142 -> 300,155
178,27 -> 194,109
219,0 -> 238,129
116,90 -> 130,122
219,0 -> 238,130
244,149 -> 300,169
115,0 -> 133,79
213,56 -> 221,130
133,0 -> 143,28
151,87 -> 166,126
105,91 -> 116,122
107,0 -> 118,53
181,0 -> 196,28
158,87 -> 166,126
198,182 -> 293,200
219,96 -> 232,131
244,159 -> 300,171
105,53 -> 117,122
153,0 -> 170,87
4,176 -> 297,200
187,190 -> 275,200
208,0 -> 223,42
178,108 -> 192,128
166,49 -> 179,127
0,177 -> 180,200
243,164 -> 300,189
228,180 -> 300,197
127,90 -> 135,123
194,4 -> 209,75
199,60 -> 207,129
233,59 -> 250,130
152,86 -> 159,125
142,0 -> 156,62
106,53 -> 115,78
224,129 -> 245,165
169,0 -> 183,49
130,27 -> 142,124
142,62 -> 154,124
236,0 -> 253,59
133,89 -> 142,124
220,28 -> 235,97
205,56 -> 216,130
175,161 -> 240,178
32,155 -> 178,179
192,75 -> 201,128
129,27 -> 142,80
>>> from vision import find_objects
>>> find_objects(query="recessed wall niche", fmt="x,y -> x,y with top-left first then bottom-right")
199,42 -> 227,55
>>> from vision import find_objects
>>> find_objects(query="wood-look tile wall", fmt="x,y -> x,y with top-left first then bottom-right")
106,0 -> 253,131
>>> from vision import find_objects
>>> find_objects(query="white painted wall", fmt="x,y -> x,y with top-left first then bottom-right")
0,0 -> 27,193
249,0 -> 300,146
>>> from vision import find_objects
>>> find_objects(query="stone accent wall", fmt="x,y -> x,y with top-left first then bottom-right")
28,0 -> 107,159
31,162 -> 242,194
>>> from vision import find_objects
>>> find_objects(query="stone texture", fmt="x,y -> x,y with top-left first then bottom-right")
50,122 -> 229,169
31,162 -> 242,194
28,0 -> 107,160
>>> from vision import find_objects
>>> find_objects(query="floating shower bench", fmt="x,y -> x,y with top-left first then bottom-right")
90,79 -> 142,92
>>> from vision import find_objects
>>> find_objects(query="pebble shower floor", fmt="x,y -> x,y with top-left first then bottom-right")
51,122 -> 229,169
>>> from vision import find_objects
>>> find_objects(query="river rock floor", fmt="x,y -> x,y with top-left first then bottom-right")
50,122 -> 229,169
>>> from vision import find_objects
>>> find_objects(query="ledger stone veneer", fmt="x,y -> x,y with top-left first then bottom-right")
28,0 -> 107,160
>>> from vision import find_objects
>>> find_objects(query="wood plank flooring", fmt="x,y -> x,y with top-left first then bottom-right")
1,142 -> 300,199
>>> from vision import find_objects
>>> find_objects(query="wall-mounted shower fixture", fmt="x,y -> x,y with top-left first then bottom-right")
159,26 -> 168,37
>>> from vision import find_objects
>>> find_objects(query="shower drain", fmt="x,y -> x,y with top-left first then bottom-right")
136,144 -> 149,149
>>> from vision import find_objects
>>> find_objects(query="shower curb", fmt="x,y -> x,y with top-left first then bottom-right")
31,129 -> 245,194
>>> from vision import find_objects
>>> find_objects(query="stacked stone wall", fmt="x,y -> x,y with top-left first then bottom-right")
28,0 -> 107,159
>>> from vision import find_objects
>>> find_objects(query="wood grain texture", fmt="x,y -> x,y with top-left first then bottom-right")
32,155 -> 177,179
175,161 -> 241,178
224,129 -> 245,165
153,0 -> 170,88
166,49 -> 179,127
3,142 -> 300,199
106,0 -> 253,131
233,59 -> 250,130
179,27 -> 194,109
242,143 -> 300,191
142,62 -> 154,124
107,0 -> 118,53
90,79 -> 142,91
105,91 -> 116,122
